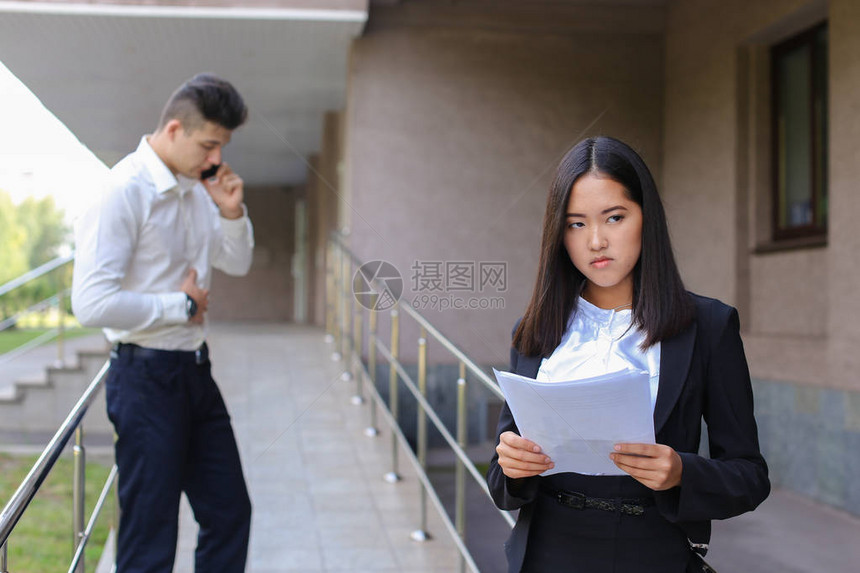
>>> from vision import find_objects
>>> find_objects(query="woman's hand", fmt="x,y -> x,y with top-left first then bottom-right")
610,443 -> 683,491
496,431 -> 554,479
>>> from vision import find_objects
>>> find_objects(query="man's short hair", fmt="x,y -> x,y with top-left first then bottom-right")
158,73 -> 248,132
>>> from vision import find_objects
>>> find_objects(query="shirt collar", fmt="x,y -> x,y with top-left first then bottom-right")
136,136 -> 199,195
137,136 -> 178,194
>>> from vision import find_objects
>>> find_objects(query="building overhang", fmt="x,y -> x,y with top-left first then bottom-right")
0,1 -> 368,186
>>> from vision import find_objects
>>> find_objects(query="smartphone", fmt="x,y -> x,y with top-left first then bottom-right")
200,164 -> 221,180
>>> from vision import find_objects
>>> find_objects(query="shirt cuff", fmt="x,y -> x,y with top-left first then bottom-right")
220,204 -> 250,238
160,292 -> 189,324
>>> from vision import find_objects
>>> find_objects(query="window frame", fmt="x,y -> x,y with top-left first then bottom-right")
770,21 -> 828,242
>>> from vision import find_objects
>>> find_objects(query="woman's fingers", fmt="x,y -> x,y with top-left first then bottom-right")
496,431 -> 553,478
610,443 -> 682,490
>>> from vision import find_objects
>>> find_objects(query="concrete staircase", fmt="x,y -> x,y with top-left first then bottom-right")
0,345 -> 113,441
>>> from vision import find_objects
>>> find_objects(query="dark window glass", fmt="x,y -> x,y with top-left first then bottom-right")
772,23 -> 828,240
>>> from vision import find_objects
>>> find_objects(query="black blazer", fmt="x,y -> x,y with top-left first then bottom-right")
487,293 -> 770,573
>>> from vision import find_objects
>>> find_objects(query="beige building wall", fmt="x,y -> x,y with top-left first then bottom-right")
663,0 -> 860,513
308,112 -> 345,326
210,186 -> 299,322
662,0 -> 840,387
345,2 -> 666,364
826,0 -> 860,390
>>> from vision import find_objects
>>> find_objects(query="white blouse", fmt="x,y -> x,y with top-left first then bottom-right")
536,297 -> 661,413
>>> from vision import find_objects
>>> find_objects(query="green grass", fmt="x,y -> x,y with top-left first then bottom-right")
0,328 -> 100,355
0,453 -> 115,572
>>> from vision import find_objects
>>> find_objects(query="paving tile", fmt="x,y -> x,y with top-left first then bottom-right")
249,547 -> 324,571
249,526 -> 320,550
321,547 -> 399,570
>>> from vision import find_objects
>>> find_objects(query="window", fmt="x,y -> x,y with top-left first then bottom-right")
771,22 -> 828,241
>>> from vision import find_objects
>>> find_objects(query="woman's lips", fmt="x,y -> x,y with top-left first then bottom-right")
591,257 -> 611,269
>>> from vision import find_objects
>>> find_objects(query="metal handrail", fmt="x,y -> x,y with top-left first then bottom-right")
328,236 -> 515,573
68,465 -> 118,573
0,253 -> 116,573
0,288 -> 73,333
353,354 -> 482,571
0,253 -> 74,298
0,255 -> 77,369
334,241 -> 503,400
0,360 -> 110,543
374,342 -> 509,509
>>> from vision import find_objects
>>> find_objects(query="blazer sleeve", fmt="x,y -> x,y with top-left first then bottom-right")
655,305 -> 770,523
486,323 -> 541,510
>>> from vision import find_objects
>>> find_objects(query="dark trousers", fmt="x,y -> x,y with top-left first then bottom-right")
106,344 -> 252,573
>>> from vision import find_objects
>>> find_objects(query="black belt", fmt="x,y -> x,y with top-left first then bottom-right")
112,342 -> 209,365
549,489 -> 653,517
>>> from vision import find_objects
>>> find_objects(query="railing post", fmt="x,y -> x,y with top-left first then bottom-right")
384,309 -> 401,483
324,241 -> 335,345
72,426 -> 86,573
340,248 -> 352,380
56,291 -> 66,368
456,361 -> 468,572
350,308 -> 364,405
113,463 -> 120,567
1,539 -> 8,573
410,327 -> 431,542
365,309 -> 379,437
330,242 -> 342,360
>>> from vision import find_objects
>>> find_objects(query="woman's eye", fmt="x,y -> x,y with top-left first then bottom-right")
608,215 -> 624,223
567,222 -> 584,229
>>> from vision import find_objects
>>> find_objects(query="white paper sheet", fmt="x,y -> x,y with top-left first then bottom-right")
493,368 -> 655,476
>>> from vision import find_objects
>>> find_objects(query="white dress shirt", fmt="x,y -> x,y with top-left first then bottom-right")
72,136 -> 254,351
536,297 -> 661,412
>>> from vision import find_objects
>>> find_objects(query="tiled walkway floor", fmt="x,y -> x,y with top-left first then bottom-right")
173,323 -> 461,573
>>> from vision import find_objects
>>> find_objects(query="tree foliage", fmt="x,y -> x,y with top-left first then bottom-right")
0,190 -> 70,321
0,191 -> 29,285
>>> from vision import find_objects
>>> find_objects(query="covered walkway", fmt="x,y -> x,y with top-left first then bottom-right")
172,322 -> 459,572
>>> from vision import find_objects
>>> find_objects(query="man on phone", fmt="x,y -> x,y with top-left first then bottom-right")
72,73 -> 254,572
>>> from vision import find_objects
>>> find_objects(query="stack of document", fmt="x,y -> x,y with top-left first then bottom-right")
493,369 -> 655,476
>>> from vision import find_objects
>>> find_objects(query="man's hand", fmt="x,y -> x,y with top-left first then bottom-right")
180,269 -> 209,324
496,431 -> 554,479
202,163 -> 244,220
610,443 -> 683,491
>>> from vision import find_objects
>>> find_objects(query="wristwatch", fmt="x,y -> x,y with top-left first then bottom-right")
185,294 -> 198,320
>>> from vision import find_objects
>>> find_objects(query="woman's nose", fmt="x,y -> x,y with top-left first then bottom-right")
588,227 -> 606,250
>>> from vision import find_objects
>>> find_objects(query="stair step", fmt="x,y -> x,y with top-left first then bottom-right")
0,346 -> 113,434
15,375 -> 50,388
0,385 -> 20,402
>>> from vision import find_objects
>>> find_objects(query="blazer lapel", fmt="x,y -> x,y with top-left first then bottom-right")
654,320 -> 697,434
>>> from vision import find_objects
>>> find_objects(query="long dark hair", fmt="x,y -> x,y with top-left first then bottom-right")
514,136 -> 693,356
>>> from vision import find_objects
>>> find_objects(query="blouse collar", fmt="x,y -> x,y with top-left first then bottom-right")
574,296 -> 634,338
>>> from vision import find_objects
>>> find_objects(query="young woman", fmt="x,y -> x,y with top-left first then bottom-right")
487,136 -> 770,573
